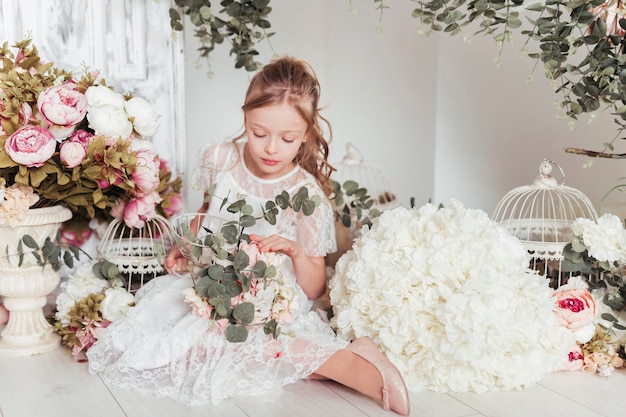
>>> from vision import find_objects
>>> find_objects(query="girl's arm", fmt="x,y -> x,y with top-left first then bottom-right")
248,233 -> 327,299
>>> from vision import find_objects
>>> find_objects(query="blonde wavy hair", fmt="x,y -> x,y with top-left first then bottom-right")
234,56 -> 335,197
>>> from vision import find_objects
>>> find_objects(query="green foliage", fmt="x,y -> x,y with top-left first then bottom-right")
331,179 -> 380,229
16,234 -> 85,271
562,242 -> 626,310
169,0 -> 274,73
173,185 -> 319,343
411,0 -> 626,152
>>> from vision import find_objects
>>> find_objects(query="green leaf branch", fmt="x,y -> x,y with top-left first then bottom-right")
172,184 -> 321,343
169,0 -> 275,74
331,179 -> 381,229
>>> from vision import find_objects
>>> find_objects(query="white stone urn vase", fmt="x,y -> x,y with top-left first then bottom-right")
0,205 -> 72,356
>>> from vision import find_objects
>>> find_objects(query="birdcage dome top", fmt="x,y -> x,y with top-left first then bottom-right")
332,143 -> 399,211
492,159 -> 598,258
97,215 -> 174,292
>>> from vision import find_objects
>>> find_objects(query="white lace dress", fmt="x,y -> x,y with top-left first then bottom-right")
87,141 -> 347,405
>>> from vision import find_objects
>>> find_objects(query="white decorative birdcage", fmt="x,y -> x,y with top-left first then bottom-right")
97,215 -> 174,293
492,159 -> 598,287
332,143 -> 399,212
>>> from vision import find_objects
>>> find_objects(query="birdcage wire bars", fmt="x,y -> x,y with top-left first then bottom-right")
492,159 -> 598,287
97,215 -> 174,293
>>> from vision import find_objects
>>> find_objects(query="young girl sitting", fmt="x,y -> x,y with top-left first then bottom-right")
87,56 -> 410,416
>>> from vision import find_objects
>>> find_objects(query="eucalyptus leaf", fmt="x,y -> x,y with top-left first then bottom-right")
232,302 -> 255,325
226,324 -> 249,343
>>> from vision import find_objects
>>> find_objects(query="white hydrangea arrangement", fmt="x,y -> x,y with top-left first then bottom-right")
329,200 -> 574,393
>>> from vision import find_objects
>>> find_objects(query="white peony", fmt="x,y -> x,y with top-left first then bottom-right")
55,261 -> 109,326
100,287 -> 135,322
125,96 -> 160,137
329,200 -> 573,393
84,85 -> 125,108
86,104 -> 133,139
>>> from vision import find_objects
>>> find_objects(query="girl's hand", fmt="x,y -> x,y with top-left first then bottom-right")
248,233 -> 302,258
165,245 -> 189,275
248,233 -> 327,299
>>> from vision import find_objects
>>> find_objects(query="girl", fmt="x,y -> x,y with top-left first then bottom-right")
87,57 -> 410,416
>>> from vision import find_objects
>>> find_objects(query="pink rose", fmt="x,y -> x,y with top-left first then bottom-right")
60,140 -> 86,168
5,125 -> 57,167
37,83 -> 87,127
132,148 -> 160,194
553,288 -> 598,330
239,241 -> 261,268
560,343 -> 584,371
123,192 -> 162,228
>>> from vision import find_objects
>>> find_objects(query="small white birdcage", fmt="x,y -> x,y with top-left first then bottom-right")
97,215 -> 174,293
492,159 -> 598,287
332,143 -> 399,212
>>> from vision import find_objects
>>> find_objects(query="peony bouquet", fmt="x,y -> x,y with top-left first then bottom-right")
0,38 -> 182,240
53,260 -> 135,361
173,185 -> 317,343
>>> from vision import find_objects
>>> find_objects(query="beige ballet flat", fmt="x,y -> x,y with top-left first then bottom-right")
347,336 -> 410,416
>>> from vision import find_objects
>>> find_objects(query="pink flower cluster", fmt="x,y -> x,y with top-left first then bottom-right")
553,283 -> 625,375
183,241 -> 295,328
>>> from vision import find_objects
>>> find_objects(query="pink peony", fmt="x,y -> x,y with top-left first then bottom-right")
132,148 -> 160,195
68,129 -> 95,148
553,288 -> 598,330
59,140 -> 86,168
123,192 -> 162,228
5,125 -> 57,167
37,83 -> 87,127
159,157 -> 171,174
161,192 -> 183,218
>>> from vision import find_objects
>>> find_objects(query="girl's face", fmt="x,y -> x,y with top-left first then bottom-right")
243,102 -> 308,179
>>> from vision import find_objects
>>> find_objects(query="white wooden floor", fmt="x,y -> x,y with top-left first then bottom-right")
0,343 -> 622,417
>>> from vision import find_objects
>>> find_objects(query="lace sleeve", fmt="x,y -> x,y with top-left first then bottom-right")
191,142 -> 239,193
296,199 -> 337,257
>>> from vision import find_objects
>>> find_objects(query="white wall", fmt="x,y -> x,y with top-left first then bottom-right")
182,1 -> 625,218
434,27 -> 625,216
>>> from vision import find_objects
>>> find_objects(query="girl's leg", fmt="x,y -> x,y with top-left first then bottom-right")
310,337 -> 410,416
311,349 -> 384,400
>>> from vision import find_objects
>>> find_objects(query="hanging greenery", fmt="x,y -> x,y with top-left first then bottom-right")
411,0 -> 626,157
169,0 -> 274,73
171,0 -> 626,157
